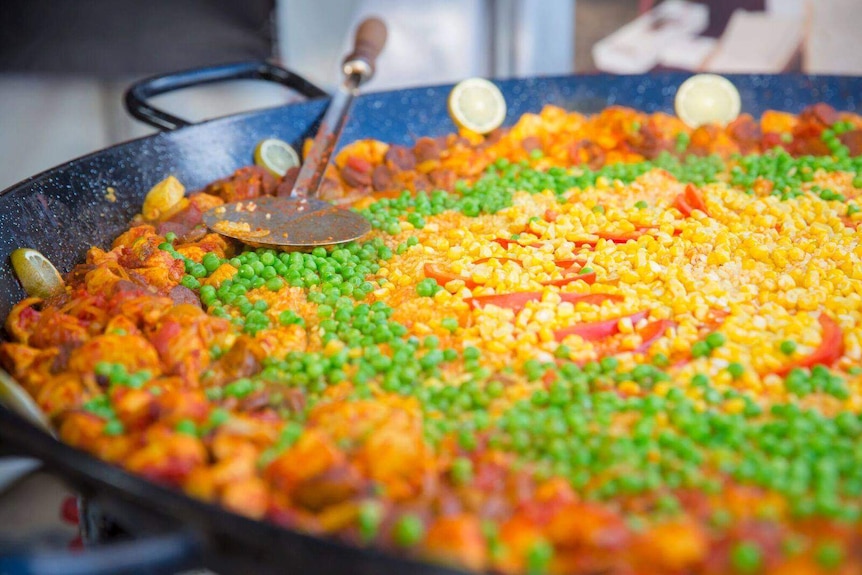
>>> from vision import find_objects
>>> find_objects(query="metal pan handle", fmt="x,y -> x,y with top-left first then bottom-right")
124,60 -> 328,131
0,531 -> 202,575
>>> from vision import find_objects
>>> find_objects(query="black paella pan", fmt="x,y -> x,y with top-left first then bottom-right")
0,65 -> 860,574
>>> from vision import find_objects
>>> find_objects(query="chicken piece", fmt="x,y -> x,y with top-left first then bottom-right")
221,477 -> 270,519
153,389 -> 210,426
423,515 -> 487,572
265,429 -> 345,494
67,332 -> 162,379
35,372 -> 86,418
353,403 -> 431,501
0,342 -> 40,380
204,335 -> 265,387
110,386 -> 157,431
631,519 -> 707,572
147,304 -> 230,385
123,425 -> 208,486
204,166 -> 278,202
4,297 -> 43,344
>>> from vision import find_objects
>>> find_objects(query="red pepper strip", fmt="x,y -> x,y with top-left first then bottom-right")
424,263 -> 478,289
553,310 -> 649,342
466,291 -> 623,313
472,257 -> 524,266
472,257 -> 585,269
684,184 -> 709,214
544,209 -> 559,222
570,228 -> 657,248
633,319 -> 677,354
542,271 -> 596,287
674,183 -> 709,217
553,259 -> 586,268
774,314 -> 844,377
673,194 -> 695,217
492,238 -> 544,249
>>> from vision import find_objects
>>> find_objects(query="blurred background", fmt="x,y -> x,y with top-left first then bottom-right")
1,0 -> 861,192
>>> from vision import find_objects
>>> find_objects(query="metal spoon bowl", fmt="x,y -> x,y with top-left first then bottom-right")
203,17 -> 386,250
201,196 -> 370,249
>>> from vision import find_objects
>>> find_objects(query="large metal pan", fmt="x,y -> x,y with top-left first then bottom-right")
0,65 -> 861,574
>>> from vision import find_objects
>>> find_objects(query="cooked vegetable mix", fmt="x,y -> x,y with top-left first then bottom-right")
5,101 -> 862,574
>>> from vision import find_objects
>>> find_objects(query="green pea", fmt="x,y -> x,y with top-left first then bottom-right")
690,340 -> 711,358
450,457 -> 473,484
181,275 -> 200,290
175,419 -> 198,436
727,362 -> 745,379
705,332 -> 726,349
526,539 -> 553,575
393,514 -> 424,547
730,541 -> 762,573
103,419 -> 125,436
202,252 -> 221,272
780,340 -> 797,355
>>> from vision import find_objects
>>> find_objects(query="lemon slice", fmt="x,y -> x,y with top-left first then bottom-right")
448,78 -> 507,134
674,74 -> 741,128
11,248 -> 65,299
254,138 -> 300,178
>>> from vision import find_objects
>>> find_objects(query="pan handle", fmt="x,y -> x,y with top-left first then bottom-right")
0,531 -> 202,575
124,60 -> 328,131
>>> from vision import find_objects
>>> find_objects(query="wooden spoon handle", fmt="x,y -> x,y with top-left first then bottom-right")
342,17 -> 388,81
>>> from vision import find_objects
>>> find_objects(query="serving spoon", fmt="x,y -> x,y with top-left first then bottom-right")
202,17 -> 387,249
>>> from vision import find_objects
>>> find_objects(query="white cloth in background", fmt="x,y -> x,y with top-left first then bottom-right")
0,78 -> 293,190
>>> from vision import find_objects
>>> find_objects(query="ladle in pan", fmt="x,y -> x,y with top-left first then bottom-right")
202,17 -> 387,249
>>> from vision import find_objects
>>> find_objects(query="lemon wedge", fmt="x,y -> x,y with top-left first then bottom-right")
142,175 -> 186,222
11,248 -> 65,299
675,74 -> 741,128
254,138 -> 301,178
448,78 -> 507,134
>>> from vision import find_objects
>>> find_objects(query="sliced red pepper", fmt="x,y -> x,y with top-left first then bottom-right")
774,314 -> 844,377
492,237 -> 544,249
633,319 -> 677,354
423,263 -> 477,289
544,209 -> 559,222
674,183 -> 709,217
684,184 -> 709,214
673,194 -> 695,217
473,257 -> 524,266
542,270 -> 595,287
553,259 -> 584,269
472,257 -> 585,268
554,310 -> 649,342
466,291 -> 623,313
571,228 -> 656,248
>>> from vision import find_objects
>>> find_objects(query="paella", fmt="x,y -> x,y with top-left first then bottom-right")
3,96 -> 862,575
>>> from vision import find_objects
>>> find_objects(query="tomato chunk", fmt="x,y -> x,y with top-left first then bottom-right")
774,314 -> 844,376
466,291 -> 623,313
554,310 -> 649,342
